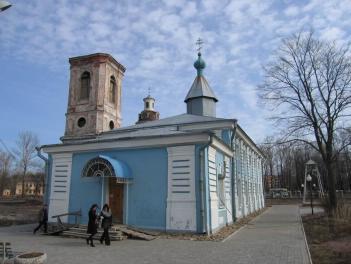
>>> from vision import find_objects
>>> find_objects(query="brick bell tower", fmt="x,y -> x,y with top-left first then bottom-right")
62,53 -> 126,142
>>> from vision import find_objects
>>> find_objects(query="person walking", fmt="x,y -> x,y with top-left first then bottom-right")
86,204 -> 99,247
99,204 -> 113,246
33,204 -> 48,234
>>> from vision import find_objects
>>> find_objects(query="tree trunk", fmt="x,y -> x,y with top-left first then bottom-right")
21,167 -> 26,198
326,161 -> 337,214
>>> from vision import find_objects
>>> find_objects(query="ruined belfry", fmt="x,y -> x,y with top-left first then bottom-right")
62,53 -> 125,141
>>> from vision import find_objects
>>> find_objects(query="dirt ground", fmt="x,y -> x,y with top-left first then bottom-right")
0,200 -> 42,226
302,214 -> 351,264
158,208 -> 267,241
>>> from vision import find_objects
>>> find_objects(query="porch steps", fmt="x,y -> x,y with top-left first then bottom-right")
61,226 -> 126,241
57,224 -> 157,241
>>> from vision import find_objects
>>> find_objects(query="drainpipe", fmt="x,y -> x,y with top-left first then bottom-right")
199,134 -> 213,235
36,146 -> 49,205
230,120 -> 238,223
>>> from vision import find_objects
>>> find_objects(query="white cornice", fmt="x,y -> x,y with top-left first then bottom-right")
211,137 -> 234,157
235,127 -> 264,158
43,134 -> 211,154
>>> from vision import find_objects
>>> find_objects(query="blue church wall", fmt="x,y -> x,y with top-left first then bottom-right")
67,147 -> 168,230
221,129 -> 232,147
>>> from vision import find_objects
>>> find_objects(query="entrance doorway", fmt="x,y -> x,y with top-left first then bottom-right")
108,178 -> 124,224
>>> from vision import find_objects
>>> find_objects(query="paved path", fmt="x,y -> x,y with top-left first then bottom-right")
221,205 -> 311,264
0,205 -> 310,264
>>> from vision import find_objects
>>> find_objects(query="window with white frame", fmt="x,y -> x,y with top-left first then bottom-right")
82,157 -> 115,177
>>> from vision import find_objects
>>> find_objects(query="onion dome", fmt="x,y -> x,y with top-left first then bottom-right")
193,52 -> 206,76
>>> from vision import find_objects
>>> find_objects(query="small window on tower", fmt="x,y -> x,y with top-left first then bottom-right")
109,76 -> 116,103
146,102 -> 150,108
80,71 -> 90,100
77,117 -> 86,128
109,121 -> 114,130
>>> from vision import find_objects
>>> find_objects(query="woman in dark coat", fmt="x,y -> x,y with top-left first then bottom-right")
99,204 -> 112,245
86,204 -> 99,247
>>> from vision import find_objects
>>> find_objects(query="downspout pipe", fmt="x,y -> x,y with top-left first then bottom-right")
199,133 -> 213,235
36,146 -> 49,205
230,120 -> 238,223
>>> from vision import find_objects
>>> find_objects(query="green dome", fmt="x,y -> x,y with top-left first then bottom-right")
193,52 -> 206,76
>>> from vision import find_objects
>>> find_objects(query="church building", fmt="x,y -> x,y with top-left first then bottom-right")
41,52 -> 264,234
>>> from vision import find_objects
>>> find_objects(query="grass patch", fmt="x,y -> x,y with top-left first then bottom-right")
302,214 -> 351,264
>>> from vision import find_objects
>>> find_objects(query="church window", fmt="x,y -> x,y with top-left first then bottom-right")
109,76 -> 116,103
80,71 -> 90,100
109,121 -> 114,130
146,102 -> 150,108
77,117 -> 86,128
82,157 -> 115,178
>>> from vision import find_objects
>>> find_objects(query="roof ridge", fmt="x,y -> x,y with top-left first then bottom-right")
102,113 -> 234,134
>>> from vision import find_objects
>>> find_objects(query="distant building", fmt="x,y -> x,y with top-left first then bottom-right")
265,175 -> 280,190
15,176 -> 44,196
2,189 -> 11,196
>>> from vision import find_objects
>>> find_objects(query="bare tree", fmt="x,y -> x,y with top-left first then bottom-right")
0,150 -> 13,196
13,131 -> 39,197
259,30 -> 351,212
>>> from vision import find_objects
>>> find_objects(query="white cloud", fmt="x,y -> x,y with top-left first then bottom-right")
284,5 -> 299,17
1,0 -> 351,143
320,27 -> 345,41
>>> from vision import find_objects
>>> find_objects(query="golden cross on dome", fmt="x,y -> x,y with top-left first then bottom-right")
196,38 -> 204,53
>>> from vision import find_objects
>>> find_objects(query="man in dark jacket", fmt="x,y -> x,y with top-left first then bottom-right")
33,204 -> 48,234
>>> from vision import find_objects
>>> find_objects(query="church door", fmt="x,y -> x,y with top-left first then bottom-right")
109,178 -> 124,224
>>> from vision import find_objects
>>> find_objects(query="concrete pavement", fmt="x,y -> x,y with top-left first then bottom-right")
0,205 -> 310,264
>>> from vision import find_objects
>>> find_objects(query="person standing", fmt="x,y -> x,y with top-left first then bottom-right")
86,204 -> 99,247
33,204 -> 48,234
99,204 -> 112,246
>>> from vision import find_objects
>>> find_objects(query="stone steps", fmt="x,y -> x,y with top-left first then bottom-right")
61,226 -> 126,241
57,224 -> 157,241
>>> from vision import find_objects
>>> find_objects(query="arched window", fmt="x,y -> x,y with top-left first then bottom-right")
82,157 -> 115,177
109,76 -> 116,103
80,71 -> 90,100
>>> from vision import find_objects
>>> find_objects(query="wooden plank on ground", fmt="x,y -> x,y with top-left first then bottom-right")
118,227 -> 156,241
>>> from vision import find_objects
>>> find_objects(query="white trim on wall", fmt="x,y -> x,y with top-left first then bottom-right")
211,137 -> 233,157
208,146 -> 218,230
48,153 -> 72,223
166,145 -> 196,231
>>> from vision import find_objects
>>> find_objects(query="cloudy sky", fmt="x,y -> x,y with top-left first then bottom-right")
1,0 -> 351,149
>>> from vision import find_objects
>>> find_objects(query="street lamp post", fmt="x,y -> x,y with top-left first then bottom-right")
301,184 -> 304,198
306,174 -> 313,215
